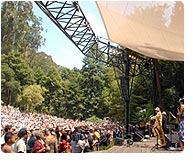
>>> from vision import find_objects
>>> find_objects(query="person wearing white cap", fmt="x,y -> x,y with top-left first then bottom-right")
150,107 -> 166,147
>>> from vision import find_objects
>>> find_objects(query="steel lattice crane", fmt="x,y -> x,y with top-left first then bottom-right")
35,1 -> 154,136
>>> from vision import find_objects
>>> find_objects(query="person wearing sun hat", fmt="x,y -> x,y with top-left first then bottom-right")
151,107 -> 167,147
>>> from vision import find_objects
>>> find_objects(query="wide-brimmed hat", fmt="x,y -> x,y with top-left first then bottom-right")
65,127 -> 71,131
162,111 -> 166,115
154,107 -> 160,111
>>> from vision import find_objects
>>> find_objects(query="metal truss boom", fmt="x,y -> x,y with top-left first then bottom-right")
35,1 -> 96,55
35,1 -> 154,136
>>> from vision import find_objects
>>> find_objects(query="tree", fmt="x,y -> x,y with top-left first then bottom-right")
27,52 -> 57,74
64,79 -> 85,119
100,67 -> 124,122
1,63 -> 20,105
79,57 -> 106,119
1,1 -> 45,54
17,84 -> 46,113
158,60 -> 184,113
1,51 -> 35,86
1,51 -> 35,106
42,67 -> 64,116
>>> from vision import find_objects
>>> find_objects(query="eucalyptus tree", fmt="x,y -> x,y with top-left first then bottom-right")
1,1 -> 45,55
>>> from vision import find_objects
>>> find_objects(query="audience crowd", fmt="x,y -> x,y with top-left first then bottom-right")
1,102 -> 126,153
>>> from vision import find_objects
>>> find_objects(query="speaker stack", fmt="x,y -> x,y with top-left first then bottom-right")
133,130 -> 144,142
165,132 -> 179,147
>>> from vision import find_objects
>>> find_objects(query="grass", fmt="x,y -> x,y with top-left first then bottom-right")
99,141 -> 114,151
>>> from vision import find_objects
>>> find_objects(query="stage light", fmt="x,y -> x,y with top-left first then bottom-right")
72,1 -> 80,12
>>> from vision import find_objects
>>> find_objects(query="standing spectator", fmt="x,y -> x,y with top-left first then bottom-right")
71,127 -> 85,153
1,125 -> 14,146
87,129 -> 94,152
45,128 -> 58,153
55,126 -> 62,144
13,128 -> 28,153
27,130 -> 37,153
113,128 -> 119,138
65,129 -> 72,153
31,130 -> 46,153
177,97 -> 184,151
58,133 -> 67,153
83,133 -> 91,153
1,132 -> 16,153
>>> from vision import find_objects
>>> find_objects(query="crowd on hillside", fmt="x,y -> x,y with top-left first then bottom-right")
1,101 -> 127,153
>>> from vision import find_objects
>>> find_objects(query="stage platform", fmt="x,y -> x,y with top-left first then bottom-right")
95,137 -> 182,153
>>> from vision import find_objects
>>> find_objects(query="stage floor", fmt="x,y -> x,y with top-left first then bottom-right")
95,137 -> 182,153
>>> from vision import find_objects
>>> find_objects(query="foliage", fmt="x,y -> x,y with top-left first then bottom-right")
131,101 -> 154,124
99,141 -> 114,151
17,84 -> 47,113
1,1 -> 45,54
86,115 -> 104,123
26,52 -> 57,74
158,60 -> 184,112
1,51 -> 35,105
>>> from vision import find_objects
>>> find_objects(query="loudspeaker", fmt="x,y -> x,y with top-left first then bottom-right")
165,133 -> 179,144
133,131 -> 144,142
114,137 -> 124,146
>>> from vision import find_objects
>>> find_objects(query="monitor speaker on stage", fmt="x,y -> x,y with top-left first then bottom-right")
133,130 -> 144,142
114,137 -> 124,146
165,133 -> 179,145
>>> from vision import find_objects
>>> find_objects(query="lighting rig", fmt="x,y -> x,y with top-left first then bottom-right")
35,1 -> 154,136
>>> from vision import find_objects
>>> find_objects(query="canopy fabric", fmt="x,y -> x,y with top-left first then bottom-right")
96,1 -> 184,61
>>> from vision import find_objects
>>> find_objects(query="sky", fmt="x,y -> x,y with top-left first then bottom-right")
32,1 -> 107,69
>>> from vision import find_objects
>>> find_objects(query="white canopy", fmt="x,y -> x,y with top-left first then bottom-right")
96,1 -> 184,61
